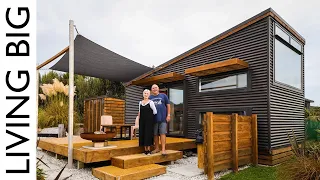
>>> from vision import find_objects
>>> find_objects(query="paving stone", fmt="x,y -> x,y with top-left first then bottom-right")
167,164 -> 204,177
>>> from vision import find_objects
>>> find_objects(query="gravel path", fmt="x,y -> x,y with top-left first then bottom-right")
37,149 -> 249,180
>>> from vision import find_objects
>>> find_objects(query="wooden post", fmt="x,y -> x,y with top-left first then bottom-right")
206,112 -> 214,180
197,144 -> 204,169
67,20 -> 75,169
203,113 -> 208,175
251,114 -> 258,165
231,113 -> 239,172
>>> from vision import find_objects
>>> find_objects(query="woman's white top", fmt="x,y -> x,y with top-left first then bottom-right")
139,100 -> 157,115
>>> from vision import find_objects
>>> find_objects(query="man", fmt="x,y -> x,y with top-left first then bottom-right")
149,84 -> 170,155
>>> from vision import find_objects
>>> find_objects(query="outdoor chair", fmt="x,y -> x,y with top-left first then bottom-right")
131,116 -> 139,139
100,115 -> 113,132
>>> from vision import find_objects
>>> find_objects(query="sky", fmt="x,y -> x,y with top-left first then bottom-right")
37,0 -> 320,106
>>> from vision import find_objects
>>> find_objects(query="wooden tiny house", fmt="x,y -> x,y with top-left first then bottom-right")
125,8 -> 306,165
84,96 -> 125,132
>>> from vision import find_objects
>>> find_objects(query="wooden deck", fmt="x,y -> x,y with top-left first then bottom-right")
38,136 -> 196,165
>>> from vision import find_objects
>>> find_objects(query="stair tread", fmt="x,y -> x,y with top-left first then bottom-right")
93,164 -> 166,180
111,150 -> 183,169
113,150 -> 181,160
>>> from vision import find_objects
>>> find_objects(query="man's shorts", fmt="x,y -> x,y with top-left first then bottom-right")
154,121 -> 167,135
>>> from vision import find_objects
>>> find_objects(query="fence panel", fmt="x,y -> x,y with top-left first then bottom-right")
200,113 -> 258,180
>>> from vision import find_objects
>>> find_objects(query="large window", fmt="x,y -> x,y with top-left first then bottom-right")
274,25 -> 302,89
199,73 -> 247,92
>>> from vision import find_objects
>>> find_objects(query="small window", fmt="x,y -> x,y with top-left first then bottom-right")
275,26 -> 290,42
199,73 -> 247,92
290,38 -> 302,52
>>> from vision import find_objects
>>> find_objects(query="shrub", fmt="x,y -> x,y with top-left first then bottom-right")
38,78 -> 79,131
277,131 -> 320,180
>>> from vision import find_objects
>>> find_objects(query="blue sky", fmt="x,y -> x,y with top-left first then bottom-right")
37,0 -> 320,106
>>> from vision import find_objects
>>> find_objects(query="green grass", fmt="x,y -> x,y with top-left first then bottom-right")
219,166 -> 277,180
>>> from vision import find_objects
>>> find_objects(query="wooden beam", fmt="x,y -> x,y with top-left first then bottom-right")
251,114 -> 258,165
36,46 -> 69,70
231,113 -> 239,172
132,72 -> 184,86
206,112 -> 215,180
185,58 -> 248,77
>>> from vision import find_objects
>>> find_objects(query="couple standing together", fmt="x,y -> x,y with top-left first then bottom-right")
138,84 -> 170,156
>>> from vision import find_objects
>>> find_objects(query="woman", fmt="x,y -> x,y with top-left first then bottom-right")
138,89 -> 157,155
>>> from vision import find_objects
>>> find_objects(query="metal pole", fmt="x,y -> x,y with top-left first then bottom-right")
68,20 -> 74,168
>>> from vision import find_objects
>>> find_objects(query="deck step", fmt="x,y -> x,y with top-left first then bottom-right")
111,150 -> 183,169
92,164 -> 166,180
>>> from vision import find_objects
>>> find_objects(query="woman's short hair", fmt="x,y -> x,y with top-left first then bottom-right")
143,89 -> 150,95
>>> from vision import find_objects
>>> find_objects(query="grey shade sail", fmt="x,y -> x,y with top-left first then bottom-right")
50,35 -> 152,82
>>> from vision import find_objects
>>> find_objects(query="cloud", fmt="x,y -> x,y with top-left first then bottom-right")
37,0 -> 320,105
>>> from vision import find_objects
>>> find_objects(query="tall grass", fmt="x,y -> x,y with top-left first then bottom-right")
277,130 -> 320,180
38,78 -> 78,130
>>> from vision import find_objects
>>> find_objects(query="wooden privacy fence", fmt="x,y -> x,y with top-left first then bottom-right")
198,113 -> 258,180
84,97 -> 125,133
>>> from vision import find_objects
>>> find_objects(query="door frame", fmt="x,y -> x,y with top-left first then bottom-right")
157,80 -> 187,137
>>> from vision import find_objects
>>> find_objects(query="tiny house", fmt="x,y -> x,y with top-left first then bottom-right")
125,8 -> 305,165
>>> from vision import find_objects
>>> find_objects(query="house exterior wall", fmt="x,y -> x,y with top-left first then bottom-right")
125,14 -> 305,154
142,18 -> 270,151
125,85 -> 144,124
268,17 -> 305,150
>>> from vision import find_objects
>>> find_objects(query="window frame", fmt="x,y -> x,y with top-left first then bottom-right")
197,69 -> 251,95
273,23 -> 303,91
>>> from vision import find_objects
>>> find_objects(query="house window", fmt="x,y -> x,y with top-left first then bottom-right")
274,25 -> 302,89
199,73 -> 247,92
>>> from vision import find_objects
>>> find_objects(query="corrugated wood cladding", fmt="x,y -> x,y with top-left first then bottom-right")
200,113 -> 258,178
84,97 -> 125,133
185,58 -> 248,77
132,72 -> 184,86
268,18 -> 305,150
145,18 -> 270,150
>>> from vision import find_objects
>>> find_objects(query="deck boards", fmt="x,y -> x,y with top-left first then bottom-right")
92,164 -> 166,180
38,136 -> 196,164
112,150 -> 182,169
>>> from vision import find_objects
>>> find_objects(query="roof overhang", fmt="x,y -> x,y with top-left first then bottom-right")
50,35 -> 152,82
131,72 -> 184,86
185,58 -> 248,77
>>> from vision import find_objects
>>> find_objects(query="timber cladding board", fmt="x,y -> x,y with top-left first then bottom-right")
258,145 -> 295,165
92,164 -> 166,180
111,150 -> 182,169
131,72 -> 184,86
184,58 -> 249,77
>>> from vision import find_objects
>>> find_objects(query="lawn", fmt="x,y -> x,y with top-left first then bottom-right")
220,166 -> 277,180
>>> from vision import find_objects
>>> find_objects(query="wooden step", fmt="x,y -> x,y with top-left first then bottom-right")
92,164 -> 166,180
111,150 -> 183,169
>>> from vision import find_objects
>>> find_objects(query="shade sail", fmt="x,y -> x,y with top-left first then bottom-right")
185,58 -> 248,77
50,35 -> 152,82
132,72 -> 184,86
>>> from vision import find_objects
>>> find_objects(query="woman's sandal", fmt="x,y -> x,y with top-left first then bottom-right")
151,150 -> 160,154
161,151 -> 167,156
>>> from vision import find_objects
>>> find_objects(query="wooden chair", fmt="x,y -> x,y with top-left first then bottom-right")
131,116 -> 139,139
100,115 -> 113,132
